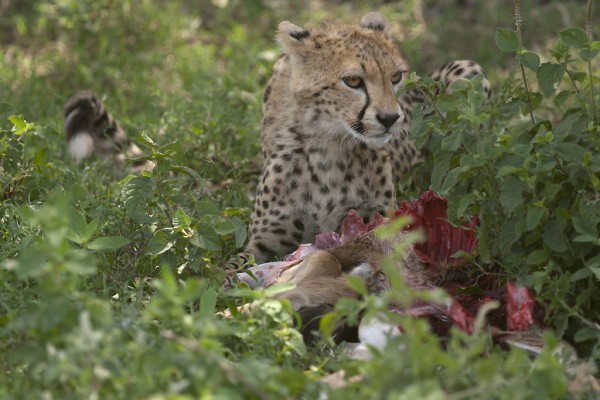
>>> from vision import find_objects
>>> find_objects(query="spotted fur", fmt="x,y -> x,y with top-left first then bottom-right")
237,12 -> 490,265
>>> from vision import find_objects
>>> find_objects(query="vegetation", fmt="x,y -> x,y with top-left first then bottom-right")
1,0 -> 599,398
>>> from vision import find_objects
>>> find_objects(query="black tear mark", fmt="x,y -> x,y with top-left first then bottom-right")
357,87 -> 370,121
355,63 -> 370,121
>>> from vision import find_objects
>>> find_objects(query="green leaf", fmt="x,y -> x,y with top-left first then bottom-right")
437,102 -> 457,115
120,175 -> 156,224
441,167 -> 466,192
196,200 -> 221,215
554,91 -> 573,107
441,132 -> 462,152
457,193 -> 477,217
496,165 -> 522,178
229,217 -> 248,249
223,287 -> 257,299
160,140 -> 189,165
467,90 -> 485,109
67,207 -> 87,244
33,147 -> 48,165
319,312 -> 338,338
554,111 -> 588,139
138,131 -> 158,147
145,231 -> 174,256
500,178 -> 524,213
574,327 -> 600,342
495,28 -> 519,52
550,41 -> 570,62
84,218 -> 100,242
173,208 -> 191,230
554,142 -> 587,163
214,218 -> 238,235
559,27 -> 588,48
170,165 -> 204,182
8,114 -> 35,135
541,183 -> 561,203
517,51 -> 540,71
0,102 -> 16,119
586,253 -> 600,269
573,234 -> 598,243
346,275 -> 368,296
191,227 -> 221,251
520,91 -> 542,114
88,236 -> 130,251
410,106 -> 427,147
448,76 -> 472,90
572,209 -> 599,238
264,282 -> 296,296
199,288 -> 218,319
570,268 -> 592,282
568,70 -> 587,82
579,48 -> 600,61
9,250 -> 49,279
526,249 -> 549,265
431,150 -> 452,190
542,218 -> 568,252
526,206 -> 545,231
537,63 -> 565,96
66,208 -> 98,245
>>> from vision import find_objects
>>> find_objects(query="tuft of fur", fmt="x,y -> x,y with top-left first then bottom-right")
63,91 -> 154,172
67,132 -> 94,162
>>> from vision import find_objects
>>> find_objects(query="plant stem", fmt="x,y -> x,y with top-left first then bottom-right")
565,69 -> 581,96
586,0 -> 597,122
519,63 -> 536,126
559,299 -> 600,331
588,62 -> 596,122
514,0 -> 535,126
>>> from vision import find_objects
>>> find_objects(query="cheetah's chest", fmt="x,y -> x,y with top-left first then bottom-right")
297,145 -> 395,232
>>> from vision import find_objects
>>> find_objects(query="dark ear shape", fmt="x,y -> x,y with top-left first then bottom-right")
359,12 -> 389,32
277,21 -> 311,55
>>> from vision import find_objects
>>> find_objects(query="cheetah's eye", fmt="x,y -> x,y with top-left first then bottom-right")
391,71 -> 404,85
343,76 -> 364,89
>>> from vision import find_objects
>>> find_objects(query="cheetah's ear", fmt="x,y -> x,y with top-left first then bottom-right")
359,12 -> 389,33
277,21 -> 311,54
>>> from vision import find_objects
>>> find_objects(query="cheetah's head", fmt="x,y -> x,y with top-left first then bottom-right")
277,12 -> 408,148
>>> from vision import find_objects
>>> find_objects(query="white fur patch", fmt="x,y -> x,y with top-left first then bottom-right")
348,262 -> 372,279
346,317 -> 403,361
68,132 -> 94,162
358,317 -> 401,350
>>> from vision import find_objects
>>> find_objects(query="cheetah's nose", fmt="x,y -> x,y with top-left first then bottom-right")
376,112 -> 400,129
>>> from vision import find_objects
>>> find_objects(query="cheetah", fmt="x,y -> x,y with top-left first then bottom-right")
242,12 -> 490,264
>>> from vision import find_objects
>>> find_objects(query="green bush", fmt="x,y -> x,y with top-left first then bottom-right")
404,5 -> 600,361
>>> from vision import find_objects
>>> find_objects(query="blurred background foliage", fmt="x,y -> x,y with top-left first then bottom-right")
1,0 -> 596,120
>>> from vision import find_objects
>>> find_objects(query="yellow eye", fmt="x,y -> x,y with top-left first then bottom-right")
391,71 -> 404,84
343,76 -> 364,88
